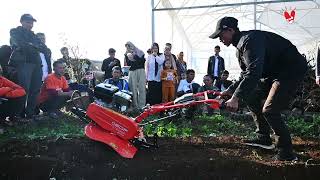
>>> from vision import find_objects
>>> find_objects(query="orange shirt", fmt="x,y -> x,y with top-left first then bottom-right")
38,73 -> 69,104
161,69 -> 177,87
0,76 -> 26,98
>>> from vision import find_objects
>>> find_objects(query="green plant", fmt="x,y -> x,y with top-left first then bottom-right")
179,127 -> 192,137
0,114 -> 85,143
287,115 -> 320,137
165,123 -> 178,137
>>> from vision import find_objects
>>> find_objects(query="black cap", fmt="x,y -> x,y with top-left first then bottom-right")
20,14 -> 37,22
209,17 -> 238,39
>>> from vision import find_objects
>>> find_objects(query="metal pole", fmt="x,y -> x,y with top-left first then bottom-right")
153,0 -> 312,11
254,0 -> 256,30
151,0 -> 155,43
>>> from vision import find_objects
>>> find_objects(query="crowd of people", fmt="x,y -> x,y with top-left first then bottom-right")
0,13 -> 230,131
0,14 -> 95,127
1,13 -> 318,162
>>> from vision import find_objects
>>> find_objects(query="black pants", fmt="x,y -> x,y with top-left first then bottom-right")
16,63 -> 42,117
147,81 -> 162,105
0,96 -> 25,119
39,96 -> 69,112
246,77 -> 304,151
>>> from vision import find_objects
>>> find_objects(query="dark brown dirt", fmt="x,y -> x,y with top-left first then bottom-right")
0,136 -> 319,180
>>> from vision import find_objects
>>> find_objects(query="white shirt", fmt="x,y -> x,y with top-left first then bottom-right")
146,54 -> 165,82
177,79 -> 194,93
213,56 -> 219,77
39,52 -> 48,81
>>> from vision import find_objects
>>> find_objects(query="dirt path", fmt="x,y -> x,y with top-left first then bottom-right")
0,136 -> 319,180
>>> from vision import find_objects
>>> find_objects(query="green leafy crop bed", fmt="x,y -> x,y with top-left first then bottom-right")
0,112 -> 319,143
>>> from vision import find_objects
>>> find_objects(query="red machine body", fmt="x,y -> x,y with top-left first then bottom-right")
85,122 -> 138,158
86,103 -> 140,140
84,90 -> 221,158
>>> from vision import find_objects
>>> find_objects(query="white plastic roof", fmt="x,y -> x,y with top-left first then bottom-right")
154,0 -> 320,81
258,0 -> 320,47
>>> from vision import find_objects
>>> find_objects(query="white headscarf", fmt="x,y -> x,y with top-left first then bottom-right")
125,41 -> 145,58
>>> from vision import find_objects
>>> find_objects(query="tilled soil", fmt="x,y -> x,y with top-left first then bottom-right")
0,136 -> 319,180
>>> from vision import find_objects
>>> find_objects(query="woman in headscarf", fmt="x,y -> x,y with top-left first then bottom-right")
124,41 -> 146,109
164,46 -> 177,71
146,42 -> 164,105
176,51 -> 187,82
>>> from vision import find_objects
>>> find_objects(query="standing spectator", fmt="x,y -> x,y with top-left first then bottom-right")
207,45 -> 225,81
214,70 -> 233,91
9,14 -> 46,119
104,66 -> 129,91
0,65 -> 26,126
57,47 -> 91,83
36,33 -> 52,81
57,47 -> 94,101
176,51 -> 187,81
164,44 -> 177,70
210,16 -> 307,160
38,61 -> 73,118
177,69 -> 199,97
101,48 -> 121,80
165,43 -> 177,61
146,42 -> 164,105
161,60 -> 178,103
124,41 -> 146,109
57,47 -> 77,84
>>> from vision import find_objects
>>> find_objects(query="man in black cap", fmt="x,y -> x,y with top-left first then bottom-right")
210,17 -> 307,161
9,13 -> 47,120
101,48 -> 121,80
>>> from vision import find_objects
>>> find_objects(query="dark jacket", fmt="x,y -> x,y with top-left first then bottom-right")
227,30 -> 307,101
124,54 -> 145,71
207,55 -> 225,77
9,26 -> 47,66
43,48 -> 52,73
101,57 -> 121,79
176,58 -> 187,77
214,79 -> 232,91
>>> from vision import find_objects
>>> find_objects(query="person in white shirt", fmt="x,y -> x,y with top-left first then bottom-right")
207,45 -> 225,81
146,42 -> 164,105
177,69 -> 200,97
36,33 -> 52,81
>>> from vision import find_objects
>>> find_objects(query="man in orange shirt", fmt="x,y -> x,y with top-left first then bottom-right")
0,66 -> 26,132
38,61 -> 73,118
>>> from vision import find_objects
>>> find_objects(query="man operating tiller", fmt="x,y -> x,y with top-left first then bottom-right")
209,17 -> 307,161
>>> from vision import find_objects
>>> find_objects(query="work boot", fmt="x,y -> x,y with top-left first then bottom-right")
243,135 -> 275,150
273,148 -> 298,161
